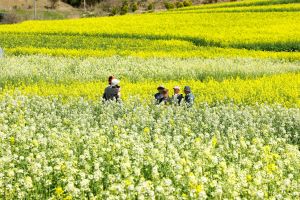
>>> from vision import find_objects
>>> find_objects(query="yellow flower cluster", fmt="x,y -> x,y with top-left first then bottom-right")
5,46 -> 300,60
3,73 -> 299,107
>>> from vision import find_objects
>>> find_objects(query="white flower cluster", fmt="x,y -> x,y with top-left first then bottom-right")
1,55 -> 299,83
0,95 -> 299,199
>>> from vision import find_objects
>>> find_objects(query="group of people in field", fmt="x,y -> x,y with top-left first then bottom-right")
154,85 -> 195,107
102,75 -> 195,106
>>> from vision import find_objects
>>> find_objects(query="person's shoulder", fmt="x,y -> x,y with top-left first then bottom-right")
190,93 -> 195,99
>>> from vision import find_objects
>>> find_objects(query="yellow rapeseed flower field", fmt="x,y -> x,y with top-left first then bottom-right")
3,73 -> 299,107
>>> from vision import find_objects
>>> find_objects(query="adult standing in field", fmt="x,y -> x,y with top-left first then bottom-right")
103,75 -> 115,100
172,86 -> 183,105
103,79 -> 121,102
158,89 -> 172,105
154,85 -> 165,104
184,86 -> 195,107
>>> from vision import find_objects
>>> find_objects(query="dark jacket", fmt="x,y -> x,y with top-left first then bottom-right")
154,93 -> 163,104
103,86 -> 120,101
172,94 -> 183,105
158,97 -> 172,105
155,93 -> 163,100
185,93 -> 195,107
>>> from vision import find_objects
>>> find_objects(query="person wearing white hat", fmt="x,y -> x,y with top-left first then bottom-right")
103,77 -> 121,101
172,86 -> 183,105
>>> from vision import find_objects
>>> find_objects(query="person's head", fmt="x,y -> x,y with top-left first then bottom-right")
111,79 -> 120,87
173,86 -> 180,94
162,89 -> 169,98
184,86 -> 191,95
108,75 -> 115,85
157,85 -> 165,94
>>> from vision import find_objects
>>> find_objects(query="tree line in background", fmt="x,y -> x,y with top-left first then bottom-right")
64,0 -> 195,16
0,0 -> 232,24
61,0 -> 228,8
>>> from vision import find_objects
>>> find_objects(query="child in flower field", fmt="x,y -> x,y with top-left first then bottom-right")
184,86 -> 195,107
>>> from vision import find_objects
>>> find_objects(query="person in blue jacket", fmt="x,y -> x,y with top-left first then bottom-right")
184,86 -> 195,107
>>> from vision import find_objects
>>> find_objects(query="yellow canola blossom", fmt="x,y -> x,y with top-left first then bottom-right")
3,73 -> 299,107
5,46 -> 300,60
0,1 -> 299,53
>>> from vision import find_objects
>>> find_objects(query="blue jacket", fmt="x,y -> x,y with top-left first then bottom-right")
185,93 -> 195,106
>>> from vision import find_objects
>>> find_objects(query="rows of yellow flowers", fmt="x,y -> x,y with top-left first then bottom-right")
0,0 -> 299,54
3,73 -> 299,107
5,46 -> 300,60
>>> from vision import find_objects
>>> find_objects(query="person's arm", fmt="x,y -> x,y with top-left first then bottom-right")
102,88 -> 107,100
188,94 -> 195,107
178,94 -> 183,105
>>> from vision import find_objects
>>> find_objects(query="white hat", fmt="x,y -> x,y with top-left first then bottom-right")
173,86 -> 180,90
111,79 -> 120,86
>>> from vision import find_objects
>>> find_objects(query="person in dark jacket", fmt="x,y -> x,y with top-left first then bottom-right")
172,86 -> 183,105
103,79 -> 121,101
184,86 -> 195,107
154,85 -> 165,104
158,89 -> 172,105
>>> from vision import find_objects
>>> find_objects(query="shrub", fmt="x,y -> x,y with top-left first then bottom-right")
164,2 -> 175,10
183,0 -> 192,7
176,1 -> 184,8
109,7 -> 119,16
120,5 -> 128,15
131,2 -> 138,12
